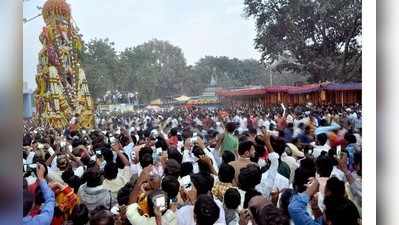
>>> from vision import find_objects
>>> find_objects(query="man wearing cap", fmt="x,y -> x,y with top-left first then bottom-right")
282,143 -> 303,184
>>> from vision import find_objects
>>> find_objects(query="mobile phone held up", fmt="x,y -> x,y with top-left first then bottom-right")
180,175 -> 192,191
110,205 -> 120,215
152,194 -> 166,211
24,163 -> 37,177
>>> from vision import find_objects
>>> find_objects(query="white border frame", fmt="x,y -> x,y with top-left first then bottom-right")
362,0 -> 376,223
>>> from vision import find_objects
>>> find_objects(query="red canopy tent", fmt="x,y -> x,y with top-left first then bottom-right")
217,83 -> 361,107
287,84 -> 322,105
216,87 -> 266,97
321,83 -> 362,105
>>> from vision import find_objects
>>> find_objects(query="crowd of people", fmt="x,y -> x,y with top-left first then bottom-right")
97,90 -> 139,105
23,103 -> 362,225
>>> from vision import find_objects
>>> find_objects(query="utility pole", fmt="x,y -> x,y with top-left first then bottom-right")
23,3 -> 42,24
23,13 -> 42,24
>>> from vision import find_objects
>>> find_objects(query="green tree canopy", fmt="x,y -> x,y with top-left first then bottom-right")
244,0 -> 362,82
191,56 -> 268,90
119,39 -> 188,102
80,38 -> 310,104
80,38 -> 119,98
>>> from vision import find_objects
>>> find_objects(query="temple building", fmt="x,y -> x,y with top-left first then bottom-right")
186,75 -> 221,107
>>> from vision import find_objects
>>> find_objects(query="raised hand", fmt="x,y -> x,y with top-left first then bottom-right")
305,177 -> 319,197
36,163 -> 46,181
239,209 -> 251,225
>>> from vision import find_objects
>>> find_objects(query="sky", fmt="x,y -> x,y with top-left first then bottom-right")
23,0 -> 261,90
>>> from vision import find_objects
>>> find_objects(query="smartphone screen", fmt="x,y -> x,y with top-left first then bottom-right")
156,196 -> 165,206
110,205 -> 120,215
155,196 -> 166,211
181,176 -> 193,191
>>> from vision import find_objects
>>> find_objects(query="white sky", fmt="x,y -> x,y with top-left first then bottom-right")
23,0 -> 261,89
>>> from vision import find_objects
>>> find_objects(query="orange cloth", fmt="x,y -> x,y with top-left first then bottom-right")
328,133 -> 346,148
219,111 -> 229,119
137,192 -> 150,216
328,133 -> 337,143
54,186 -> 80,216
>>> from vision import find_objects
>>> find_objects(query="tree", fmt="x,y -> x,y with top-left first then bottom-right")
82,37 -> 306,104
244,0 -> 362,82
81,38 -> 120,99
119,39 -> 188,103
191,56 -> 268,90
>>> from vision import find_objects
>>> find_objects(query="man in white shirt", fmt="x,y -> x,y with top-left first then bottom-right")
312,133 -> 331,158
238,116 -> 247,134
47,154 -> 84,184
281,144 -> 302,184
233,115 -> 240,124
330,166 -> 347,182
257,117 -> 265,131
182,137 -> 218,174
263,118 -> 271,131
256,152 -> 289,198
103,143 -> 132,199
176,173 -> 226,225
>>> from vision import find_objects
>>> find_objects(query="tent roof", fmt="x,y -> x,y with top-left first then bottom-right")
145,105 -> 161,110
322,83 -> 362,91
175,95 -> 191,102
264,85 -> 293,93
217,82 -> 361,97
150,99 -> 161,105
287,84 -> 321,94
186,99 -> 218,105
216,87 -> 266,97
